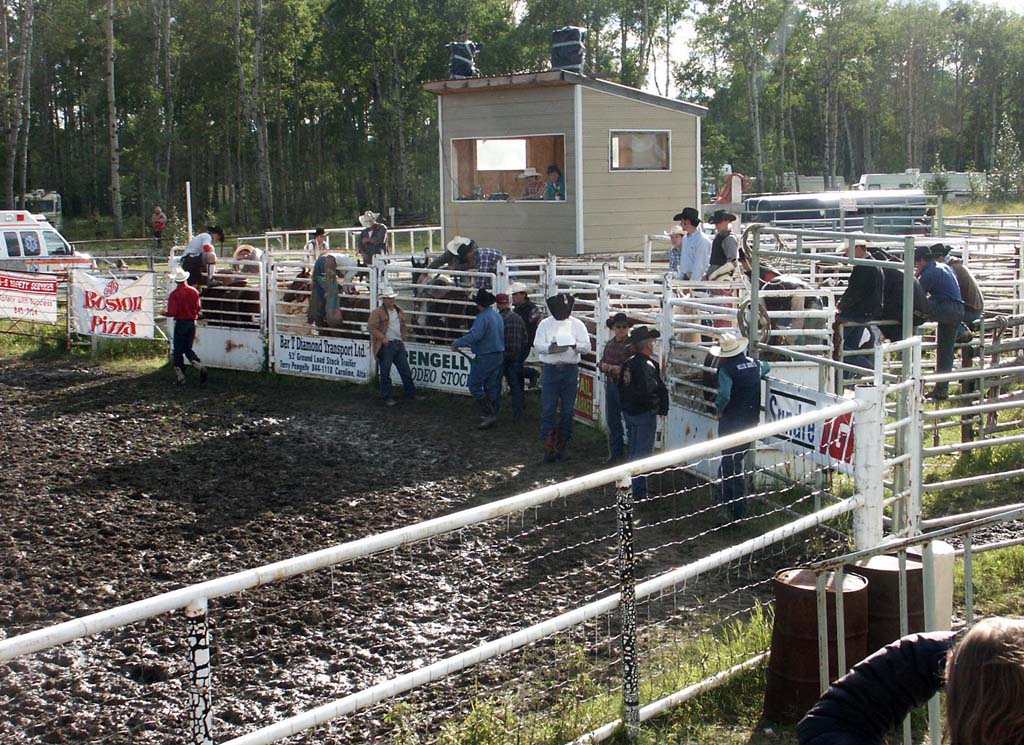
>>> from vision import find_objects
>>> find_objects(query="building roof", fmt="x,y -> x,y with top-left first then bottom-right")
423,69 -> 707,118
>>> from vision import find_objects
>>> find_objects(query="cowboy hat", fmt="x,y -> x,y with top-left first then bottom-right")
379,285 -> 398,299
606,312 -> 636,329
358,211 -> 379,228
546,293 -> 575,320
232,245 -> 261,262
313,227 -> 326,237
665,225 -> 685,237
709,210 -> 737,224
474,288 -> 496,306
508,282 -> 530,295
929,242 -> 951,258
673,207 -> 702,224
914,246 -> 934,262
169,266 -> 189,283
709,332 -> 747,358
446,236 -> 473,256
629,326 -> 660,344
516,167 -> 542,179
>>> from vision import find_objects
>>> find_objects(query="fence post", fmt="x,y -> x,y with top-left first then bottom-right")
643,234 -> 652,266
852,385 -> 885,549
616,475 -> 640,740
185,598 -> 213,745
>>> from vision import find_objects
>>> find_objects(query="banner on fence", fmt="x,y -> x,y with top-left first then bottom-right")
275,332 -> 371,381
764,379 -> 855,474
392,342 -> 472,393
574,370 -> 597,421
72,272 -> 155,338
0,270 -> 59,323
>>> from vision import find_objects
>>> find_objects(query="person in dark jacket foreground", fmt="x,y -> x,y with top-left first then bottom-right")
619,326 -> 669,498
798,617 -> 1024,745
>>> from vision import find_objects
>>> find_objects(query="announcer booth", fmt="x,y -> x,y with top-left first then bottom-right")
425,70 -> 706,257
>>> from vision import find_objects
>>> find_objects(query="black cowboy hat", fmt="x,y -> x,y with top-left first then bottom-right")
606,312 -> 636,329
474,288 -> 496,307
314,227 -> 326,237
546,293 -> 575,320
673,207 -> 702,224
629,326 -> 661,345
709,209 -> 737,224
914,246 -> 934,262
929,242 -> 951,258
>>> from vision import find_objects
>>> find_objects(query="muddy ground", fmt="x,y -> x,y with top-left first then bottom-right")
0,357 -> 843,743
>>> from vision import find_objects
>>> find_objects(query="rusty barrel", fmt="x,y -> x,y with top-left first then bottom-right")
851,554 -> 924,654
763,568 -> 869,723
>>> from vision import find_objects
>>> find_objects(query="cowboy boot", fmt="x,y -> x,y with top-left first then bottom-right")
477,398 -> 497,430
174,367 -> 186,386
543,431 -> 559,463
555,430 -> 570,461
195,361 -> 209,385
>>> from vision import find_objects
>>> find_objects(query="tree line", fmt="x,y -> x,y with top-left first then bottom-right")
0,0 -> 1022,237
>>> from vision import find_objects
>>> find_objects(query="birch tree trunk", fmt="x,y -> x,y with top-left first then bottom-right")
17,0 -> 33,209
3,0 -> 32,209
252,0 -> 273,227
160,0 -> 174,205
105,0 -> 123,236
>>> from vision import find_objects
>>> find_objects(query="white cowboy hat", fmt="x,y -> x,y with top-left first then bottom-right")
379,286 -> 398,299
709,332 -> 747,358
446,236 -> 472,256
358,210 -> 379,228
516,167 -> 542,179
664,225 -> 685,236
508,281 -> 530,295
169,266 -> 189,283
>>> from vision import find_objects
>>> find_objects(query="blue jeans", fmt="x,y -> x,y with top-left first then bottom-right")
962,306 -> 981,333
624,411 -> 657,499
605,381 -> 626,458
172,320 -> 200,367
929,298 -> 964,392
378,341 -> 416,401
541,364 -> 579,440
718,444 -> 750,519
469,351 -> 504,402
499,359 -> 525,418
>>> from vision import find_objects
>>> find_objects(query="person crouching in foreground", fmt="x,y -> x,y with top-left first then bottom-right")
534,293 -> 592,462
619,326 -> 669,498
711,333 -> 768,520
452,288 -> 505,429
165,266 -> 208,386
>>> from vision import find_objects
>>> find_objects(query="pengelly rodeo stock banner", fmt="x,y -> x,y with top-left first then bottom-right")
0,270 -> 59,323
71,271 -> 156,338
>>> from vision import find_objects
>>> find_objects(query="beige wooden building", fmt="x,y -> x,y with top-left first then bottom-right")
424,70 -> 706,257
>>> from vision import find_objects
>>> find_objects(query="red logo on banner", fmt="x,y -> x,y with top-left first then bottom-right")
820,413 -> 854,464
103,279 -> 120,297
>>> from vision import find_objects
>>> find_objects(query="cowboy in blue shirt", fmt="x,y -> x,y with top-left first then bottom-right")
452,288 -> 505,428
915,245 -> 964,400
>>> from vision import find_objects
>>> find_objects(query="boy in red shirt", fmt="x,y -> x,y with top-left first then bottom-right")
166,266 -> 208,385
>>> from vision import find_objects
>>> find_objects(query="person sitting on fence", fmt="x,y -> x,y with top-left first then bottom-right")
368,285 -> 416,407
866,246 -> 929,343
358,211 -> 388,265
798,617 -> 1024,745
303,228 -> 327,262
931,243 -> 984,343
619,326 -> 668,498
180,225 -> 224,287
510,282 -> 542,389
711,333 -> 769,520
496,293 -> 528,422
915,245 -> 965,401
600,312 -> 635,465
165,266 -> 208,386
705,210 -> 740,281
836,240 -> 884,375
231,245 -> 262,274
452,288 -> 505,430
535,293 -> 592,463
428,236 -> 504,290
672,207 -> 712,282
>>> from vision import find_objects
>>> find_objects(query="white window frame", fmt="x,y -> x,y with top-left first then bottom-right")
449,133 -> 569,205
608,129 -> 672,173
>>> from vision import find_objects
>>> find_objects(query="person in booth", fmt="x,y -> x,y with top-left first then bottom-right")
545,164 -> 566,200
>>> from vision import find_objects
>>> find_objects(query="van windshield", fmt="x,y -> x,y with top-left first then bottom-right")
42,230 -> 71,256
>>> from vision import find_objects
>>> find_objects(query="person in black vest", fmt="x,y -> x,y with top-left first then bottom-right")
867,246 -> 929,342
619,326 -> 669,498
712,333 -> 769,520
705,210 -> 740,280
837,240 -> 884,373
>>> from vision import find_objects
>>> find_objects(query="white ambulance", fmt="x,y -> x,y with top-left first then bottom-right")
0,210 -> 92,274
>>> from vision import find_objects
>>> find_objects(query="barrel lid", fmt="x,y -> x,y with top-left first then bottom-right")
853,554 -> 922,572
775,568 -> 867,592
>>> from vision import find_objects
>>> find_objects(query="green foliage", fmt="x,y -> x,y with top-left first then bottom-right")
990,112 -> 1024,201
925,154 -> 950,196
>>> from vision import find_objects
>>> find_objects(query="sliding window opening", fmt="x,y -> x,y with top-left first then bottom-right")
451,134 -> 567,202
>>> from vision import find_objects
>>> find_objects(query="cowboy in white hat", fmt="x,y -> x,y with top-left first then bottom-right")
357,211 -> 388,265
509,281 -> 542,388
710,332 -> 769,519
513,167 -> 545,201
164,265 -> 208,386
428,235 -> 504,290
368,284 -> 416,406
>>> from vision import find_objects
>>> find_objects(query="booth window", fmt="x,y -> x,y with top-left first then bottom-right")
452,134 -> 566,202
610,130 -> 670,171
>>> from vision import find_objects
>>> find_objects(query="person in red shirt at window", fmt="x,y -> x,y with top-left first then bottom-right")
166,266 -> 208,385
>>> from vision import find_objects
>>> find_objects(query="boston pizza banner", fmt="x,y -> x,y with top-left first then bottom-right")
72,271 -> 156,338
0,270 -> 60,323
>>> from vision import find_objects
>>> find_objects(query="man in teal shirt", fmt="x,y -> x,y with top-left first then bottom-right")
452,288 -> 505,429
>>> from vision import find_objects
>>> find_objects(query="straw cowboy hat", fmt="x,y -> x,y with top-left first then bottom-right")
709,332 -> 748,358
379,285 -> 398,299
169,266 -> 189,283
358,211 -> 379,228
446,236 -> 474,256
665,225 -> 685,236
508,282 -> 530,295
517,167 -> 542,179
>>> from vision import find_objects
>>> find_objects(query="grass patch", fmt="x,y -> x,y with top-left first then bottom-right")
942,200 -> 1024,218
955,546 -> 1024,618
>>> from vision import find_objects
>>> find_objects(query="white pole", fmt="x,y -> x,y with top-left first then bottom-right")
852,385 -> 885,549
185,181 -> 194,240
